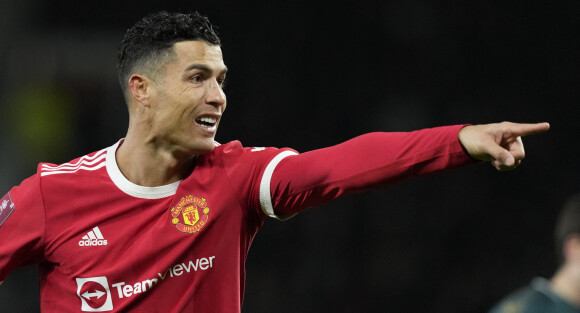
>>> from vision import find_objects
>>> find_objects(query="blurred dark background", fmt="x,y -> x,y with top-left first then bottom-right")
0,0 -> 578,312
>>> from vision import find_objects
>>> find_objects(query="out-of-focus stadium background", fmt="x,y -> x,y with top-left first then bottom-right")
0,0 -> 578,312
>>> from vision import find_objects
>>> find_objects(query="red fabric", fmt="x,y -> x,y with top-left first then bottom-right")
271,125 -> 473,215
0,124 -> 474,312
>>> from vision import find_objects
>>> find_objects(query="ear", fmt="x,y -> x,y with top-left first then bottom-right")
128,74 -> 153,107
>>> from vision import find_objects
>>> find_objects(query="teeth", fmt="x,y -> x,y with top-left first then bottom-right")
198,117 -> 217,124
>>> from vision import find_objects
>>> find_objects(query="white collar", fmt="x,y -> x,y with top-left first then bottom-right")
105,140 -> 180,199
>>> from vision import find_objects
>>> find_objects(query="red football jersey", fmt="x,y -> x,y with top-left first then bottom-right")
0,125 -> 473,312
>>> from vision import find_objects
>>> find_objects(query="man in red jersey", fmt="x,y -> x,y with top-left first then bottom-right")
0,11 -> 549,313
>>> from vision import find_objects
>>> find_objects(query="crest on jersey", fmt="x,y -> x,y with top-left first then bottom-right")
171,196 -> 210,234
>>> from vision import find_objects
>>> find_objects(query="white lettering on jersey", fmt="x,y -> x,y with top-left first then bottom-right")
79,226 -> 108,247
251,147 -> 266,152
105,256 -> 215,299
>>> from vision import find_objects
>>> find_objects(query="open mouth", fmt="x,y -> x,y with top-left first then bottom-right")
195,116 -> 218,128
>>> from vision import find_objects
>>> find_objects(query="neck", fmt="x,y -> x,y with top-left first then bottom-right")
115,135 -> 197,187
551,264 -> 580,308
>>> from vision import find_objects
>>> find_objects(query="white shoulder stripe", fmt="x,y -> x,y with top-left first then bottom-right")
41,149 -> 108,176
42,148 -> 107,171
41,162 -> 106,177
259,150 -> 298,220
42,154 -> 107,173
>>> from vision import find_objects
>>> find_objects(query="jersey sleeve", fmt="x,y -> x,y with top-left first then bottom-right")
216,141 -> 298,222
0,172 -> 46,282
267,125 -> 476,217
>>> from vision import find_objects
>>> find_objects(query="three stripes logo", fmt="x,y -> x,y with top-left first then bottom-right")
79,226 -> 108,247
41,148 -> 107,177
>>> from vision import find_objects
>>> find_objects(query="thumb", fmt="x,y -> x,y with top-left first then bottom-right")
496,151 -> 515,167
485,140 -> 516,169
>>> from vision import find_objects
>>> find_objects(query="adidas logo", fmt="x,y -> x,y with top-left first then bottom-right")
79,226 -> 108,247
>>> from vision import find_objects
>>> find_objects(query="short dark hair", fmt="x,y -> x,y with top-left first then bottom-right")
117,11 -> 221,95
554,192 -> 580,263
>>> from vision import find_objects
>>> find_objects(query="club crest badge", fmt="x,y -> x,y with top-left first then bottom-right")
171,196 -> 210,234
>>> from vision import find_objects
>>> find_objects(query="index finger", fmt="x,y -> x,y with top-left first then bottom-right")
505,122 -> 550,137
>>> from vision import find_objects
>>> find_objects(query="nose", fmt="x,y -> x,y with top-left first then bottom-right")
206,80 -> 226,108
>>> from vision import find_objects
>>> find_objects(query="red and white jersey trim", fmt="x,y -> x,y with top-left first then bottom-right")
40,149 -> 107,177
259,150 -> 298,220
105,140 -> 180,200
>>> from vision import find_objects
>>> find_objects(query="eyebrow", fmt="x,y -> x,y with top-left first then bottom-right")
184,64 -> 228,75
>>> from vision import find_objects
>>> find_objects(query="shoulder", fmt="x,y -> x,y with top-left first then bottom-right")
489,285 -> 548,313
6,146 -> 108,199
489,279 -> 580,313
37,146 -> 109,181
207,140 -> 298,165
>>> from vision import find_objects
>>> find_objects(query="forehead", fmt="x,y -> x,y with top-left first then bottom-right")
170,40 -> 225,70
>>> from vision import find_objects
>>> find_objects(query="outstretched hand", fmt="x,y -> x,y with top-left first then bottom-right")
458,122 -> 550,171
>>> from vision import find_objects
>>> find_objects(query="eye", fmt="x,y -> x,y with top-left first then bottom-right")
190,75 -> 203,83
217,76 -> 227,88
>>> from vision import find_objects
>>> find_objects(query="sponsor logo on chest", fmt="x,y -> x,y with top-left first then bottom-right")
76,276 -> 113,312
75,256 -> 215,311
